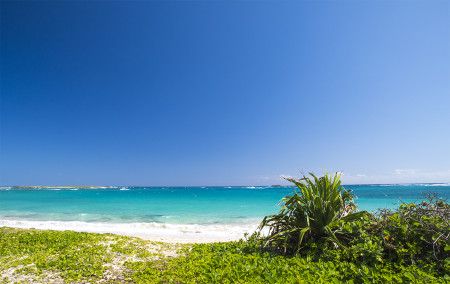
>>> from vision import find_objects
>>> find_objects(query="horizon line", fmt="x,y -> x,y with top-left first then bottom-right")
1,182 -> 449,188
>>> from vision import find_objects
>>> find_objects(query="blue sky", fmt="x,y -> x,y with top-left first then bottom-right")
1,1 -> 449,186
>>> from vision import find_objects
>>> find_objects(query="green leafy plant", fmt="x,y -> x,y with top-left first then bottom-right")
259,172 -> 368,254
373,195 -> 450,272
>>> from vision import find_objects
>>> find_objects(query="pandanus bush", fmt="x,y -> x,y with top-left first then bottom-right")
259,172 -> 368,254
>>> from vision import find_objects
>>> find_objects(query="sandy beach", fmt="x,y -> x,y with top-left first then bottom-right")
0,219 -> 258,243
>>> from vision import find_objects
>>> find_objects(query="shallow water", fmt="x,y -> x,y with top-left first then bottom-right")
1,184 -> 448,226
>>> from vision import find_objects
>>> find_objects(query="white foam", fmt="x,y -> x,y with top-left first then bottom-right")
373,183 -> 450,187
245,186 -> 267,189
119,187 -> 130,191
421,183 -> 450,187
0,219 -> 260,243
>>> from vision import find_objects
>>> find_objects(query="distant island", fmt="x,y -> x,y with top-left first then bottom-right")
4,186 -> 115,189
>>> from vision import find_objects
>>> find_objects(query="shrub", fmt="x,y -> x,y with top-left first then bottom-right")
319,195 -> 450,276
372,195 -> 450,272
259,173 -> 368,254
322,215 -> 384,265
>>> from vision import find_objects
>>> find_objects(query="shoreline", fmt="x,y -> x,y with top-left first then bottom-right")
0,219 -> 259,243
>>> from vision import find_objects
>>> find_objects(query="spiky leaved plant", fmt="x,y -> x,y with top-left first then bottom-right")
259,172 -> 367,254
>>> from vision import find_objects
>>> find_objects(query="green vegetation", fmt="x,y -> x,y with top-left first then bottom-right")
257,174 -> 449,274
1,227 -> 447,283
0,227 -> 181,283
260,173 -> 366,254
0,173 -> 449,283
129,240 -> 448,283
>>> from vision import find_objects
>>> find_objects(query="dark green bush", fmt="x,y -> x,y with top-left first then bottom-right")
371,195 -> 449,272
322,196 -> 449,276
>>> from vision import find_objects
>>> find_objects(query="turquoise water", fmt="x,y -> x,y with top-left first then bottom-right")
0,184 -> 449,225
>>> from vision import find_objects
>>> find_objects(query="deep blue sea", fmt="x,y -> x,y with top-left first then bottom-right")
0,184 -> 449,241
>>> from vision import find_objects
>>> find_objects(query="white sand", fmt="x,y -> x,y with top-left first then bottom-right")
0,219 -> 260,243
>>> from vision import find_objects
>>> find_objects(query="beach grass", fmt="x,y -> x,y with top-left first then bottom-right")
0,227 -> 447,283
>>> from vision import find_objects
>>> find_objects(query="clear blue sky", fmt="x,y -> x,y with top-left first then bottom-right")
1,1 -> 449,186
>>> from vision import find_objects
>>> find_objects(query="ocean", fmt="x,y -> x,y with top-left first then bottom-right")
0,184 -> 449,242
